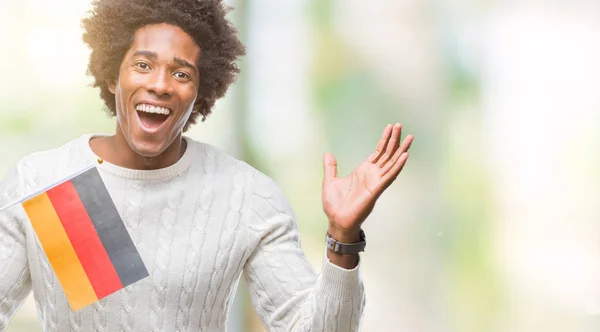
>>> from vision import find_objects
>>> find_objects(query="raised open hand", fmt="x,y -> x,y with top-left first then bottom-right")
322,123 -> 413,240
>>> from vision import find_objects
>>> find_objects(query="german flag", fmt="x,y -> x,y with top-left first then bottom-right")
21,166 -> 148,311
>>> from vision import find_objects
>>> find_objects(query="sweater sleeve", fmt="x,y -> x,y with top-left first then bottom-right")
0,162 -> 32,330
243,172 -> 365,332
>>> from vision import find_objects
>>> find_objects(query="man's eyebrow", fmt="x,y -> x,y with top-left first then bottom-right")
132,50 -> 158,59
173,57 -> 198,74
132,50 -> 197,75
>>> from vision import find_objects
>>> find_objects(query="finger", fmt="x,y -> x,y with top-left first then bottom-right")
399,134 -> 414,153
396,133 -> 413,157
381,135 -> 413,175
381,152 -> 409,189
376,123 -> 402,168
323,152 -> 338,182
367,124 -> 393,163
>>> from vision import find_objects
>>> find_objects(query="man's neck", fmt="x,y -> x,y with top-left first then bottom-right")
89,133 -> 187,170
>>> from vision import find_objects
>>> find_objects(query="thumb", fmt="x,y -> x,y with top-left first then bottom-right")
323,152 -> 338,182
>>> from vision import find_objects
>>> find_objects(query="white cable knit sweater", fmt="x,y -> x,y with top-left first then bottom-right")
0,134 -> 365,332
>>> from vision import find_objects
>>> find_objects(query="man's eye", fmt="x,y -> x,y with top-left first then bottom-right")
136,62 -> 150,70
174,72 -> 190,80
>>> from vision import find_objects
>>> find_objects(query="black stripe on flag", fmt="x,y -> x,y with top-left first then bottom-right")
71,167 -> 149,287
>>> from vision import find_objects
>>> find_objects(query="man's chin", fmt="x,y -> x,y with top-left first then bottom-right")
128,139 -> 167,159
134,149 -> 164,159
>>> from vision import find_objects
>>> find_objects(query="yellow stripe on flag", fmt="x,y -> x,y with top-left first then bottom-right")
23,192 -> 98,310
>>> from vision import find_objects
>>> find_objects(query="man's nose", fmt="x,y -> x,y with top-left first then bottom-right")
146,69 -> 174,97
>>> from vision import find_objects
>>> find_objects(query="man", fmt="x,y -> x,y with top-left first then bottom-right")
0,0 -> 413,330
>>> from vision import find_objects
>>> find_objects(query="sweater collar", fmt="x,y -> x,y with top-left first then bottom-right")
78,133 -> 197,180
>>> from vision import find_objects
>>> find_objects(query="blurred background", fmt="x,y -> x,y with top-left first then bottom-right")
1,0 -> 599,331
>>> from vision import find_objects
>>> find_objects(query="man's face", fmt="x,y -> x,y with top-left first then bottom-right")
109,23 -> 201,157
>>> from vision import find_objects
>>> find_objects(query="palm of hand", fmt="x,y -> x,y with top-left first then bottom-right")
322,123 -> 413,231
323,162 -> 381,229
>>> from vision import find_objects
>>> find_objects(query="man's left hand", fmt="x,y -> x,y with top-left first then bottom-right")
322,123 -> 414,243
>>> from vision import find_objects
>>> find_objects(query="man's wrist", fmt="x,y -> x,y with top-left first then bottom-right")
326,225 -> 361,243
326,227 -> 366,255
325,227 -> 364,268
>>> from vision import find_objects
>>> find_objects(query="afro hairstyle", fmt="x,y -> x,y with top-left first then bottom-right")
81,0 -> 246,131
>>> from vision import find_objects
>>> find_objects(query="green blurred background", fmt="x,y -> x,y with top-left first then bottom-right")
2,0 -> 599,331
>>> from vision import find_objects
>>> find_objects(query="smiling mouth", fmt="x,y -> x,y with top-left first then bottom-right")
135,103 -> 171,130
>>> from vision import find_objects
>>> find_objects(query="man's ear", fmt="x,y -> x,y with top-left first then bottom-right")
192,100 -> 202,114
107,80 -> 116,94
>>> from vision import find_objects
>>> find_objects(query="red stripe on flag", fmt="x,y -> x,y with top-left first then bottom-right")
47,181 -> 123,298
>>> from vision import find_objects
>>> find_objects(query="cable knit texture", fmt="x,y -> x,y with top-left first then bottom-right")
0,134 -> 365,332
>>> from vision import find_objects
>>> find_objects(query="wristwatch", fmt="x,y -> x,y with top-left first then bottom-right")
326,229 -> 366,254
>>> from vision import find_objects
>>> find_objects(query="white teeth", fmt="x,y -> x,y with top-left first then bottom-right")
135,104 -> 170,115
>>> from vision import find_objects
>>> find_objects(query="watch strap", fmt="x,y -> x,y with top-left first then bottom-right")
326,229 -> 366,254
